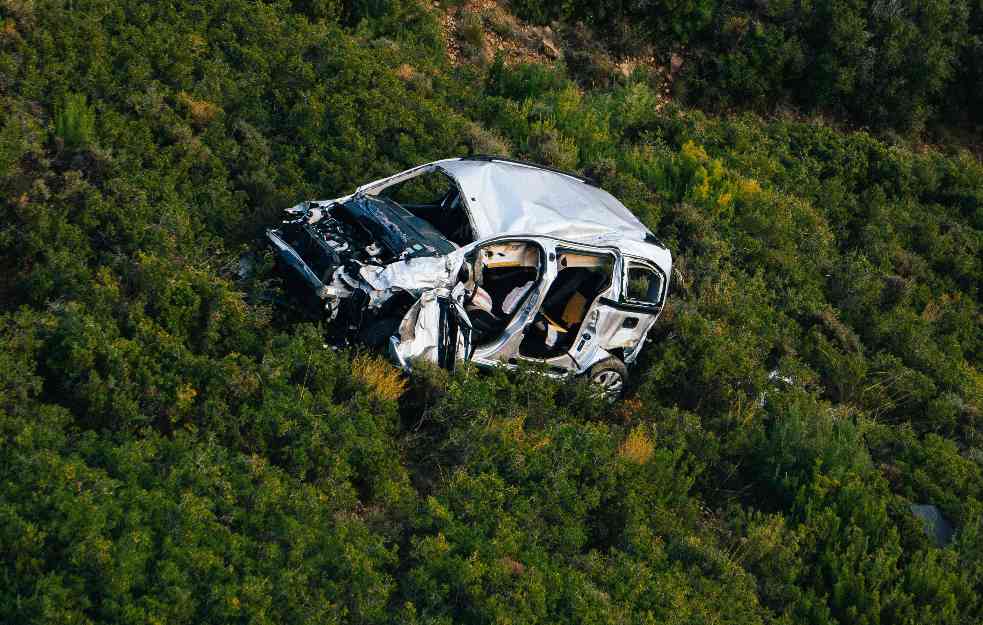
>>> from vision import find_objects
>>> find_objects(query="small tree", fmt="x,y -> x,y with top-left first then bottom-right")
54,92 -> 95,150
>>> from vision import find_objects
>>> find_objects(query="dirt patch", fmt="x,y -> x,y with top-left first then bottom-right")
435,0 -> 557,67
433,0 -> 673,108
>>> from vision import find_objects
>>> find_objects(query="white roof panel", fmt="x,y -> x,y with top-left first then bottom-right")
438,159 -> 651,243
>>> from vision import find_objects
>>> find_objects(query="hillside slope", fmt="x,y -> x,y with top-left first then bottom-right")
1,1 -> 981,623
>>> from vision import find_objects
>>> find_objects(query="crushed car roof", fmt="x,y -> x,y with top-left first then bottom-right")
360,157 -> 672,271
439,157 -> 648,241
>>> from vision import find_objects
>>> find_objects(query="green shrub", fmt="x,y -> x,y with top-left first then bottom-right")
289,0 -> 342,21
458,9 -> 485,48
53,92 -> 95,150
462,120 -> 512,156
527,119 -> 579,170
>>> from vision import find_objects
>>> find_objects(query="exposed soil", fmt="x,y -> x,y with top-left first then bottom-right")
432,0 -> 673,109
436,0 -> 553,67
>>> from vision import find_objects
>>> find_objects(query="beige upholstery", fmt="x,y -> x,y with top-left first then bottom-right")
561,291 -> 588,326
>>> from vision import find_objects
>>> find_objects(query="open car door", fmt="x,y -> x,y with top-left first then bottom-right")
517,247 -> 617,368
566,255 -> 667,368
388,282 -> 474,371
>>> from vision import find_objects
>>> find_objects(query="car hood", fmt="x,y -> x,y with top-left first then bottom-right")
341,194 -> 456,259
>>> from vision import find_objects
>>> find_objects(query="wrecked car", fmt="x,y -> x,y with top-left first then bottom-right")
267,156 -> 671,397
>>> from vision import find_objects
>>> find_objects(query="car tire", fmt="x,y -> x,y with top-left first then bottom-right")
586,357 -> 629,400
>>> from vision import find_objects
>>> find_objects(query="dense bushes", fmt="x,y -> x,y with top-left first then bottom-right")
687,0 -> 973,131
0,0 -> 981,623
510,0 -> 983,132
509,0 -> 716,48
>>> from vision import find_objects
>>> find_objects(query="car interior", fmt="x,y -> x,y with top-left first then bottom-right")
378,170 -> 475,246
519,250 -> 614,358
463,241 -> 542,345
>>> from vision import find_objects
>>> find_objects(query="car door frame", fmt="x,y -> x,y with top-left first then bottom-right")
460,236 -> 551,369
587,254 -> 667,365
507,240 -> 623,375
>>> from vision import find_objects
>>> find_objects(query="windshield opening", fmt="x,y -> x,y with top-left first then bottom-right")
338,196 -> 456,258
378,170 -> 475,246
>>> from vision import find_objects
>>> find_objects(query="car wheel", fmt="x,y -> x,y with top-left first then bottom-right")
586,357 -> 629,400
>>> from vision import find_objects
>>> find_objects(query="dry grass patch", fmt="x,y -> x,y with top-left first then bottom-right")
176,91 -> 222,128
395,63 -> 417,81
618,426 -> 654,464
351,353 -> 408,401
499,556 -> 526,575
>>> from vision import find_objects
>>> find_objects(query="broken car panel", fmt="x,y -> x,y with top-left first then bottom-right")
267,156 -> 672,396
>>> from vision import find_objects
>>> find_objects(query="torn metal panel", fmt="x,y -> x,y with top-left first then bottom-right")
389,289 -> 472,369
359,157 -> 671,278
359,253 -> 463,294
390,291 -> 440,366
438,158 -> 649,241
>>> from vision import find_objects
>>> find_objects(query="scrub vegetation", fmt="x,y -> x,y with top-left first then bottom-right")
510,0 -> 983,134
0,1 -> 981,624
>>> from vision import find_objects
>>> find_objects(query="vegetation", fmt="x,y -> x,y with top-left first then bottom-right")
0,0 -> 980,623
510,0 -> 983,133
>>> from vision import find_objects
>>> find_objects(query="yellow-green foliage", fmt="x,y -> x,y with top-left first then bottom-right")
351,352 -> 408,401
679,140 -> 733,215
618,426 -> 655,464
54,91 -> 95,149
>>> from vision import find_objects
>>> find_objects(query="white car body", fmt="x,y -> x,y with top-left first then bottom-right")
268,156 -> 672,391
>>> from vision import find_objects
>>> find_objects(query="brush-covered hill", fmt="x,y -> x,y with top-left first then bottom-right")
0,1 -> 981,623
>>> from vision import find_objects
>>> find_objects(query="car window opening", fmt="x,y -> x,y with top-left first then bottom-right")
520,251 -> 613,359
465,242 -> 541,346
379,170 -> 475,246
626,262 -> 664,305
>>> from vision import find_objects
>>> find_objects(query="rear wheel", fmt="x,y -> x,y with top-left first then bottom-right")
586,357 -> 628,400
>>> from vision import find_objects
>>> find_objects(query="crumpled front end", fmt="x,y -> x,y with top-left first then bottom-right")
268,197 -> 466,368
